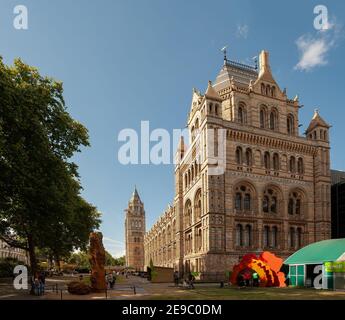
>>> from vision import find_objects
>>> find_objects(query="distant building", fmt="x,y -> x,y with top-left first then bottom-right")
124,187 -> 146,271
0,240 -> 28,263
331,170 -> 345,239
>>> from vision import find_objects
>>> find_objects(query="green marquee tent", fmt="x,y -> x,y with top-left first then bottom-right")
285,239 -> 345,265
284,239 -> 345,290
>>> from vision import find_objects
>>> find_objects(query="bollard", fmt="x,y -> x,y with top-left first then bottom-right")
105,288 -> 108,300
133,285 -> 136,295
60,289 -> 63,300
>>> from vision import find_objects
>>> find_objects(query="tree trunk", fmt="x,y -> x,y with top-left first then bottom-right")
27,234 -> 37,294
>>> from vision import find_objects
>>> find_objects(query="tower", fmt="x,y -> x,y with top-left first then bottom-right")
125,187 -> 146,271
306,109 -> 332,241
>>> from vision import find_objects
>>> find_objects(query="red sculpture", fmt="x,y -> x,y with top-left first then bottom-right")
230,251 -> 286,287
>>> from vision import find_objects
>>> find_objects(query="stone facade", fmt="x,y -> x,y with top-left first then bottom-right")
143,50 -> 332,280
0,240 -> 28,264
125,188 -> 146,271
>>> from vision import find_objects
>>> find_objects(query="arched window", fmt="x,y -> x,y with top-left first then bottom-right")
288,191 -> 304,215
234,185 -> 254,212
287,114 -> 294,135
236,147 -> 243,165
269,110 -> 277,130
289,156 -> 296,173
194,190 -> 202,222
215,104 -> 219,116
261,83 -> 265,95
236,224 -> 243,247
262,188 -> 279,214
263,226 -> 270,247
266,85 -> 271,96
297,157 -> 304,175
244,225 -> 252,247
238,104 -> 247,124
272,226 -> 278,248
260,108 -> 267,128
245,148 -> 253,166
273,153 -> 279,171
264,152 -> 270,169
184,200 -> 192,228
271,86 -> 276,97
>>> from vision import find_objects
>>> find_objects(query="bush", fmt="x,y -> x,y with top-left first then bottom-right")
67,281 -> 91,295
0,258 -> 24,278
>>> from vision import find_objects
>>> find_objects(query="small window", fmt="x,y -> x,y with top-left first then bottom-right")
287,114 -> 294,135
236,147 -> 243,165
264,152 -> 270,169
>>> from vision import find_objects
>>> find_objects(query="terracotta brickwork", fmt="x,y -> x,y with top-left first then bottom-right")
143,50 -> 331,280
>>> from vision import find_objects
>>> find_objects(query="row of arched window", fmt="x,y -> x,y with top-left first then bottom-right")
235,147 -> 304,174
234,184 -> 305,216
259,106 -> 278,130
184,161 -> 201,189
184,190 -> 202,228
308,129 -> 328,141
238,103 -> 295,135
261,83 -> 276,97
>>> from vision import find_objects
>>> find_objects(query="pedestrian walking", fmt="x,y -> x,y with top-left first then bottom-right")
173,271 -> 179,287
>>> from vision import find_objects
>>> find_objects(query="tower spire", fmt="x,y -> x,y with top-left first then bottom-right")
221,45 -> 228,65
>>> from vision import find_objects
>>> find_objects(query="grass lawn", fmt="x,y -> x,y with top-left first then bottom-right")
148,286 -> 345,300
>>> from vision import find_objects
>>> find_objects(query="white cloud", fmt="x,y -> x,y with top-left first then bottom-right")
103,237 -> 125,258
294,36 -> 329,71
295,18 -> 342,71
236,24 -> 249,39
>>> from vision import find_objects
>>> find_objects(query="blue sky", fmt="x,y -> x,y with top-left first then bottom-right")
1,0 -> 344,257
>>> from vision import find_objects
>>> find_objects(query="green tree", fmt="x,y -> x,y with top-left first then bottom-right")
115,255 -> 126,266
0,58 -> 100,276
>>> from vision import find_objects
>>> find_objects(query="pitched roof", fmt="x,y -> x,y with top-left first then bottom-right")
306,109 -> 330,133
213,60 -> 258,91
130,186 -> 141,203
284,239 -> 345,265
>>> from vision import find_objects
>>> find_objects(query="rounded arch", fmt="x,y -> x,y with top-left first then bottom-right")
236,146 -> 243,165
297,157 -> 304,174
273,152 -> 280,171
287,187 -> 308,217
245,148 -> 253,166
184,199 -> 192,228
193,188 -> 202,222
259,105 -> 268,128
269,107 -> 278,131
287,113 -> 294,135
233,179 -> 258,213
262,184 -> 284,215
238,101 -> 248,124
289,156 -> 296,173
